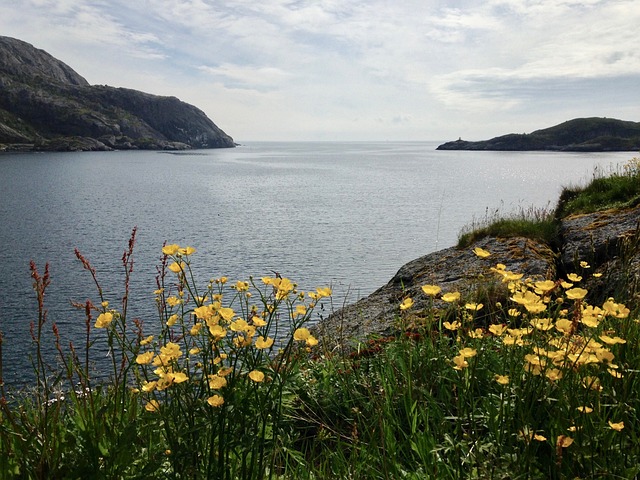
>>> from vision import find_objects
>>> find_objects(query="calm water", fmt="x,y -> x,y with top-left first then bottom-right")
0,141 -> 632,386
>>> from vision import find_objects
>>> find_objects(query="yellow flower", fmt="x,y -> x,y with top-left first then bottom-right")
166,296 -> 182,307
576,406 -> 593,414
472,247 -> 491,258
567,273 -> 582,282
140,335 -> 154,346
452,355 -> 468,370
400,297 -> 414,310
495,375 -> 510,385
442,292 -> 460,303
507,308 -> 521,317
207,395 -> 224,407
189,347 -> 201,355
316,286 -> 332,298
141,381 -> 157,392
599,335 -> 626,345
468,328 -> 484,339
608,368 -> 623,379
443,321 -> 461,331
293,304 -> 308,317
489,324 -> 508,336
464,303 -> 483,311
556,435 -> 574,448
208,374 -> 227,390
293,327 -> 312,341
135,351 -> 155,365
524,302 -> 546,314
555,319 -> 573,334
101,301 -> 109,308
534,280 -> 556,294
179,246 -> 196,256
95,312 -> 114,328
565,288 -> 588,300
458,347 -> 477,358
545,369 -> 563,381
592,272 -> 603,278
190,323 -> 203,336
234,280 -> 250,291
530,318 -> 554,331
580,261 -> 590,268
533,434 -> 547,442
209,324 -> 227,340
608,420 -> 624,431
166,314 -> 179,326
248,370 -> 265,383
168,262 -> 185,274
162,244 -> 180,255
230,318 -> 250,332
217,307 -> 235,322
169,372 -> 189,384
421,284 -> 441,296
255,336 -> 274,349
251,316 -> 267,327
145,400 -> 160,412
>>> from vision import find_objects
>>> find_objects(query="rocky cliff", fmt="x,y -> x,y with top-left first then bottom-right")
437,118 -> 640,152
316,202 -> 640,353
0,36 -> 235,151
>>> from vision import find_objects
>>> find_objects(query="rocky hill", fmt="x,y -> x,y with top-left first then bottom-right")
315,201 -> 640,353
0,36 -> 235,151
437,117 -> 640,152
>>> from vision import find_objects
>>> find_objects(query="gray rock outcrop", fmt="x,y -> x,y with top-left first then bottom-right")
316,204 -> 640,352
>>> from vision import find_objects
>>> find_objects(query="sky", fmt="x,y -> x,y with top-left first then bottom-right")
1,0 -> 639,142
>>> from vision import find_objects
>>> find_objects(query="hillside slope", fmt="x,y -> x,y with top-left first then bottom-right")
0,36 -> 235,151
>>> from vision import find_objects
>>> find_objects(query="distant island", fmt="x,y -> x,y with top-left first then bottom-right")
437,117 -> 640,152
0,36 -> 235,152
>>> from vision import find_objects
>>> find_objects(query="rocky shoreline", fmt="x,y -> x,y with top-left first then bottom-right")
315,202 -> 640,353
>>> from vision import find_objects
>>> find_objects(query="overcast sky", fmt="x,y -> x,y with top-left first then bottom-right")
1,0 -> 638,142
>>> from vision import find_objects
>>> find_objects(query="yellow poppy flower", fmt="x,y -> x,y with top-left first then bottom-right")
248,370 -> 265,383
145,400 -> 160,412
458,347 -> 477,358
565,288 -> 588,300
472,247 -> 491,258
399,297 -> 414,310
135,351 -> 155,365
442,292 -> 461,303
255,336 -> 274,349
556,435 -> 573,448
464,303 -> 483,311
608,421 -> 624,431
207,395 -> 224,407
162,244 -> 180,255
489,324 -> 507,336
95,312 -> 114,329
421,284 -> 441,296
452,355 -> 468,370
494,375 -> 509,385
208,375 -> 227,390
567,273 -> 582,282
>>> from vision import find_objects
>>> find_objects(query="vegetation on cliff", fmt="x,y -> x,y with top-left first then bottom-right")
437,117 -> 640,152
0,36 -> 235,151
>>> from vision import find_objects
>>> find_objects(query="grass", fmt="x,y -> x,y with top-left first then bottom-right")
556,158 -> 640,218
2,159 -> 640,479
458,156 -> 640,248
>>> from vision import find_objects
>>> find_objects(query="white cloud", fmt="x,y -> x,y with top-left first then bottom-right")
1,0 -> 639,140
